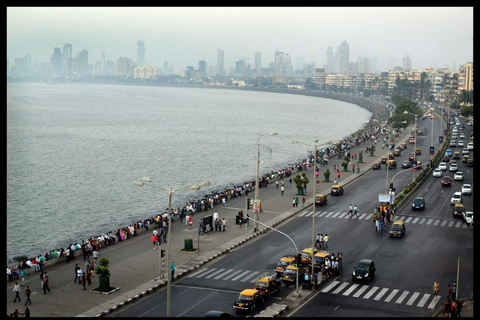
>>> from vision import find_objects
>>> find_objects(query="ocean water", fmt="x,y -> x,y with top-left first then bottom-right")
6,83 -> 371,263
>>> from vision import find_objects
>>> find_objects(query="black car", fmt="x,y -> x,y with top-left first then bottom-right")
401,160 -> 411,169
443,155 -> 450,162
203,310 -> 236,318
412,197 -> 425,210
352,259 -> 376,282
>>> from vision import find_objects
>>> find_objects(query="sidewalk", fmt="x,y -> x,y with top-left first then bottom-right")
9,122 -> 463,318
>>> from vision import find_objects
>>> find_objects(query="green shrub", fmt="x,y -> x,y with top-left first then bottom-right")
404,186 -> 411,194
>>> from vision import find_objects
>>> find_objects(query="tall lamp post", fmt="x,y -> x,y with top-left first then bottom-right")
404,110 -> 422,181
291,139 -> 318,287
254,132 -> 278,232
134,178 -> 210,317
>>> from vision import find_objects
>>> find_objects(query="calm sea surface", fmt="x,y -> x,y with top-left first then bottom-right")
7,83 -> 371,263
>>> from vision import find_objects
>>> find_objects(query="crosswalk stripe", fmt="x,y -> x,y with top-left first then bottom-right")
214,269 -> 235,279
448,221 -> 455,227
321,280 -> 340,293
395,291 -> 409,304
193,268 -> 215,278
434,220 -> 440,226
405,217 -> 413,223
188,267 -> 210,278
419,218 -> 426,224
384,289 -> 399,302
441,220 -> 447,227
338,212 -> 348,218
462,223 -> 468,228
398,216 -> 406,222
319,211 -> 329,217
342,283 -> 359,296
416,293 -> 431,307
365,213 -> 373,220
358,213 -> 367,219
204,268 -> 226,279
331,211 -> 342,218
373,287 -> 389,301
332,282 -> 349,294
315,212 -> 323,217
363,286 -> 380,299
223,269 -> 243,280
427,295 -> 441,309
306,211 -> 314,217
231,270 -> 251,281
299,211 -> 309,217
325,211 -> 335,217
412,217 -> 419,224
427,218 -> 434,225
352,285 -> 369,298
250,273 -> 277,283
406,292 -> 420,305
241,271 -> 260,282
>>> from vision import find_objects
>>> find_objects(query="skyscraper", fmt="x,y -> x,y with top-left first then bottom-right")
325,46 -> 336,73
402,54 -> 412,70
137,40 -> 145,66
101,52 -> 105,75
63,43 -> 72,76
336,40 -> 349,74
255,52 -> 261,76
217,49 -> 224,76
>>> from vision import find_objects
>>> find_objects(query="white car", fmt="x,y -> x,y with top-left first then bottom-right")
452,128 -> 458,133
461,184 -> 472,195
459,133 -> 466,139
449,163 -> 458,172
432,168 -> 443,177
463,211 -> 473,226
458,140 -> 464,147
462,148 -> 469,155
450,140 -> 457,147
451,192 -> 463,204
467,142 -> 474,150
439,162 -> 448,171
454,172 -> 464,181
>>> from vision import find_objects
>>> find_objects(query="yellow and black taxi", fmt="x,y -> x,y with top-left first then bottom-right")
281,264 -> 306,283
416,128 -> 423,135
274,254 -> 296,276
310,250 -> 331,271
233,288 -> 266,312
389,221 -> 406,238
409,136 -> 416,144
380,156 -> 388,164
453,203 -> 465,218
315,194 -> 328,206
453,151 -> 461,159
301,247 -> 319,265
401,142 -> 407,149
388,152 -> 395,160
463,154 -> 470,163
393,148 -> 401,157
386,159 -> 397,169
415,147 -> 421,155
254,276 -> 281,296
330,185 -> 344,196
372,162 -> 381,170
467,158 -> 474,167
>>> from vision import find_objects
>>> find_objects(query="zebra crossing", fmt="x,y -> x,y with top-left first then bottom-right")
321,280 -> 441,309
186,267 -> 442,310
298,210 -> 469,228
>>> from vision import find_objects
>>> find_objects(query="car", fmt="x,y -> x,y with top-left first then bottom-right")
330,185 -> 344,196
453,203 -> 465,218
462,211 -> 473,226
401,142 -> 407,149
380,156 -> 388,164
409,137 -> 415,144
352,259 -> 376,282
452,133 -> 458,139
450,140 -> 457,147
315,194 -> 328,206
372,162 -> 381,170
441,176 -> 452,186
439,162 -> 447,171
274,255 -> 296,276
467,142 -> 474,150
386,159 -> 397,169
452,127 -> 458,133
462,148 -> 469,155
388,152 -> 395,160
445,149 -> 453,156
450,192 -> 463,205
454,172 -> 464,181
301,247 -> 319,265
467,158 -> 474,167
443,155 -> 451,162
449,163 -> 458,172
467,121 -> 472,126
415,148 -> 421,155
432,168 -> 442,177
393,149 -> 401,157
461,184 -> 472,195
408,153 -> 415,161
459,133 -> 466,139
457,140 -> 464,147
281,265 -> 305,283
254,276 -> 281,296
389,221 -> 406,238
453,151 -> 461,159
310,250 -> 331,271
412,197 -> 425,210
203,310 -> 236,318
463,155 -> 470,163
402,160 -> 411,169
233,289 -> 266,312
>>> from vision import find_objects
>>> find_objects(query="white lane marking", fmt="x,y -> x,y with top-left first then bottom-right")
427,218 -> 434,225
358,213 -> 367,219
325,211 -> 335,217
405,217 -> 413,223
416,293 -> 431,307
319,211 -> 329,217
448,221 -> 455,227
406,292 -> 420,305
342,283 -> 359,296
338,212 -> 348,218
223,269 -> 243,280
231,270 -> 251,281
204,268 -> 226,279
364,213 -> 373,220
373,287 -> 389,301
441,220 -> 447,227
332,282 -> 349,294
434,220 -> 440,226
412,217 -> 419,224
427,295 -> 441,309
352,285 -> 369,298
299,211 -> 309,217
395,291 -> 410,304
189,268 -> 213,278
321,280 -> 340,293
363,286 -> 379,299
331,211 -> 342,218
214,269 -> 235,279
241,271 -> 260,282
419,218 -> 426,224
384,289 -> 399,302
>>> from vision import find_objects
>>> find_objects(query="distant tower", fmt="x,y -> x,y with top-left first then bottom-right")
402,54 -> 412,70
164,61 -> 169,75
255,52 -> 261,76
137,40 -> 145,66
325,46 -> 335,73
217,49 -> 224,76
101,52 -> 105,75
336,40 -> 349,74
62,43 -> 72,76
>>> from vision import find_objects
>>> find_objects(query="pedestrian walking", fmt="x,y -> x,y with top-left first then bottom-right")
199,218 -> 204,236
222,197 -> 226,208
348,204 -> 352,217
323,234 -> 329,250
20,269 -> 26,287
337,171 -> 341,180
281,179 -> 285,187
450,300 -> 457,317
276,180 -> 279,189
447,283 -> 452,302
13,281 -> 21,303
319,233 -> 324,249
302,197 -> 305,207
352,164 -> 355,173
379,220 -> 384,235
452,282 -> 457,300
295,197 -> 299,207
152,234 -> 157,250
281,185 -> 284,196
246,213 -> 250,227
23,286 -> 32,305
433,280 -> 441,298
188,215 -> 193,228
81,273 -> 87,290
222,217 -> 227,231
292,197 -> 296,207
289,177 -> 293,188
353,204 -> 358,217
76,266 -> 83,284
42,272 -> 50,294
333,179 -> 337,185
20,307 -> 30,317
315,233 -> 321,248
170,262 -> 175,279
455,299 -> 462,317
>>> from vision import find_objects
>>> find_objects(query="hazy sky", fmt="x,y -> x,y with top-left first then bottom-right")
7,7 -> 474,73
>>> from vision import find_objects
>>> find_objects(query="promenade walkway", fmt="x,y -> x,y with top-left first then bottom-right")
7,121 -> 470,318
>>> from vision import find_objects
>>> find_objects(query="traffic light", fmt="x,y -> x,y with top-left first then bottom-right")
389,183 -> 395,192
247,198 -> 253,210
161,249 -> 165,258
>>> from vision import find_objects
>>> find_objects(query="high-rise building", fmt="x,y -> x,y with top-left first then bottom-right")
101,52 -> 105,75
336,40 -> 349,74
63,43 -> 72,76
75,49 -> 89,76
137,40 -> 145,66
325,46 -> 336,73
402,54 -> 412,70
50,47 -> 62,75
255,52 -> 261,76
217,49 -> 224,76
164,61 -> 169,75
199,60 -> 207,77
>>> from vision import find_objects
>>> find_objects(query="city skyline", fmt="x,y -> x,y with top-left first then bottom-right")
7,7 -> 473,73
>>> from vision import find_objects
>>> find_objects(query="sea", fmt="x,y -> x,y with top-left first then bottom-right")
6,83 -> 372,264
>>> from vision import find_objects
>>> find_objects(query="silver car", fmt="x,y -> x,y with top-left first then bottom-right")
432,168 -> 443,177
451,192 -> 463,204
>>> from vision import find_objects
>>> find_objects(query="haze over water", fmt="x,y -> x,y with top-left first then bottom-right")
7,83 -> 371,263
